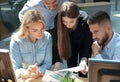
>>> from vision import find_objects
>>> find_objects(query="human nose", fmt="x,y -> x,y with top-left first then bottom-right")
92,33 -> 96,40
38,30 -> 43,35
66,23 -> 70,28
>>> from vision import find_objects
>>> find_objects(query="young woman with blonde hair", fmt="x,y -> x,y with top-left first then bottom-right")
10,9 -> 52,80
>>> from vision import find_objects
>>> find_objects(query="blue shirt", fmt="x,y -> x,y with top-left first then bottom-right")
10,31 -> 52,75
19,0 -> 68,30
95,32 -> 120,60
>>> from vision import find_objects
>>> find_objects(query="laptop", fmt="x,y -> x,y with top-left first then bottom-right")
0,49 -> 17,82
88,58 -> 120,82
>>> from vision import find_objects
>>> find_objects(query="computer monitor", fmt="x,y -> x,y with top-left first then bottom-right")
0,49 -> 17,82
88,58 -> 120,82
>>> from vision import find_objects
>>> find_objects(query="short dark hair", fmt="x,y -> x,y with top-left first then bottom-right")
87,11 -> 111,26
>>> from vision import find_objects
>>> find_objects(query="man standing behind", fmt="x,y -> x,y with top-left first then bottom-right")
87,11 -> 120,60
19,0 -> 68,30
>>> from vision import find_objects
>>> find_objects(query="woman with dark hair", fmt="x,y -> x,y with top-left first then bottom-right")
56,1 -> 93,77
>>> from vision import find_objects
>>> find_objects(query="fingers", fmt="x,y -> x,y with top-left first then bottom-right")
91,41 -> 101,57
31,71 -> 44,78
28,63 -> 39,73
81,65 -> 88,74
30,71 -> 40,78
79,59 -> 87,69
79,60 -> 88,75
80,65 -> 88,75
27,63 -> 43,79
28,63 -> 38,70
20,70 -> 30,79
92,41 -> 101,54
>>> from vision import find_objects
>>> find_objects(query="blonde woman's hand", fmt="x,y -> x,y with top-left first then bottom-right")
27,63 -> 43,79
20,69 -> 30,79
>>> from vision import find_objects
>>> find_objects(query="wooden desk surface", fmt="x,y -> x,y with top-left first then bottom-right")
78,77 -> 88,82
18,77 -> 88,82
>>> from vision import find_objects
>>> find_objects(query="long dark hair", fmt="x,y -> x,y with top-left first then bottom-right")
57,1 -> 79,59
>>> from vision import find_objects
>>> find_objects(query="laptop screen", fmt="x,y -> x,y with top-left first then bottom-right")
0,49 -> 17,82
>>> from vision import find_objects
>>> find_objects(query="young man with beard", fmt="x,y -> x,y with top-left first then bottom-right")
87,11 -> 120,60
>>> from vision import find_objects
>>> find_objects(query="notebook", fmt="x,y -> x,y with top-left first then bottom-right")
0,49 -> 17,82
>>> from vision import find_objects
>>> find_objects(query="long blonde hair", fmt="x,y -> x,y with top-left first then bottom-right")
16,9 -> 46,39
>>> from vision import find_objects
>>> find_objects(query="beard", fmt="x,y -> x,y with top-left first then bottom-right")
98,32 -> 109,47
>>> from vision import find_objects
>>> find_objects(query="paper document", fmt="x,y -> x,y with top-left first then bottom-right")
42,70 -> 67,82
59,66 -> 84,72
42,66 -> 83,82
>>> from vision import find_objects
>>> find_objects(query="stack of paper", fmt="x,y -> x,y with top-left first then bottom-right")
42,66 -> 83,82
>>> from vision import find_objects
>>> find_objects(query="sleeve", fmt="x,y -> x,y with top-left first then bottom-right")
39,34 -> 52,73
80,22 -> 93,59
113,46 -> 120,60
18,0 -> 39,22
10,37 -> 25,78
79,10 -> 88,20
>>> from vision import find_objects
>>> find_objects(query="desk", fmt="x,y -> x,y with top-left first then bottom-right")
18,77 -> 88,82
75,77 -> 88,82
